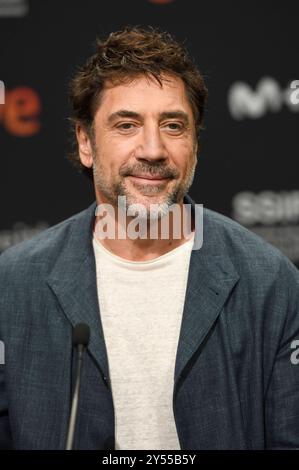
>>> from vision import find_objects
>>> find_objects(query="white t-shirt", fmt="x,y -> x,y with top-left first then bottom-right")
92,233 -> 194,450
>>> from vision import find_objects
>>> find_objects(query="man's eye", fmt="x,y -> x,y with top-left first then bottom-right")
117,122 -> 135,130
163,122 -> 184,131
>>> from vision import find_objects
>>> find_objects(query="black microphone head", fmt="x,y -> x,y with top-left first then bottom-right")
72,323 -> 90,348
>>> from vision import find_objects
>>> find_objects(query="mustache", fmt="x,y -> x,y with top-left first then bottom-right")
120,164 -> 179,179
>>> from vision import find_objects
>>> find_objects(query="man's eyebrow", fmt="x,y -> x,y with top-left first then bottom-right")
107,110 -> 142,124
159,111 -> 190,124
107,109 -> 190,125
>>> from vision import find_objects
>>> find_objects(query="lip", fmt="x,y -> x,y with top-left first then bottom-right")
128,175 -> 170,184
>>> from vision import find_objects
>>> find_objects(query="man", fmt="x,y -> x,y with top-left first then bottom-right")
0,26 -> 299,450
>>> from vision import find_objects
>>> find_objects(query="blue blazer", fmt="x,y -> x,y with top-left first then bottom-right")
0,194 -> 299,449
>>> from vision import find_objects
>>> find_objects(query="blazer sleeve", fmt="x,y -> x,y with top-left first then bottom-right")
0,254 -> 13,449
0,365 -> 13,449
264,256 -> 299,449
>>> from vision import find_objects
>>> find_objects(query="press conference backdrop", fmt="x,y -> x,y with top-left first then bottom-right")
0,0 -> 298,266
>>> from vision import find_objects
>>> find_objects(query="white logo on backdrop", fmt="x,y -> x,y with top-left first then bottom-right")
228,77 -> 299,119
0,221 -> 49,253
290,80 -> 299,105
0,0 -> 28,18
232,190 -> 299,264
232,191 -> 299,226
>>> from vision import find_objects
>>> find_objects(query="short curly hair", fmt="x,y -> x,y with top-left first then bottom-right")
68,26 -> 208,180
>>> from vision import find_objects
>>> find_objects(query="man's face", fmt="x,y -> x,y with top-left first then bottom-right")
77,74 -> 198,218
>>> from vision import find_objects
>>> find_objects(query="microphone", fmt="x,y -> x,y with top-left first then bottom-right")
66,323 -> 90,450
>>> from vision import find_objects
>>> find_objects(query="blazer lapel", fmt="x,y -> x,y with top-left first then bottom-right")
47,201 -> 110,379
174,195 -> 240,384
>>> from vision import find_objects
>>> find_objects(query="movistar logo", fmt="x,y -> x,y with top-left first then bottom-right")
228,77 -> 299,120
0,0 -> 28,18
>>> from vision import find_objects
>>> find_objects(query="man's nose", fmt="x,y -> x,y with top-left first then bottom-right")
134,125 -> 168,162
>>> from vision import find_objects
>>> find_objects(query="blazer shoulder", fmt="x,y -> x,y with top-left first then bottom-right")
202,207 -> 299,284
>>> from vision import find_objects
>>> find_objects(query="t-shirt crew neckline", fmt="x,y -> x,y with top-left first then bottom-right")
92,231 -> 195,266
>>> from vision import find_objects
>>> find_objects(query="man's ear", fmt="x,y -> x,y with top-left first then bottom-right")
76,123 -> 94,168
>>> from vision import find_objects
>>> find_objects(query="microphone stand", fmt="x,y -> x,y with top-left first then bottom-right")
66,323 -> 90,450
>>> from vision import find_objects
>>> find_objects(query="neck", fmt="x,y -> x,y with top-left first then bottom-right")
93,199 -> 194,261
